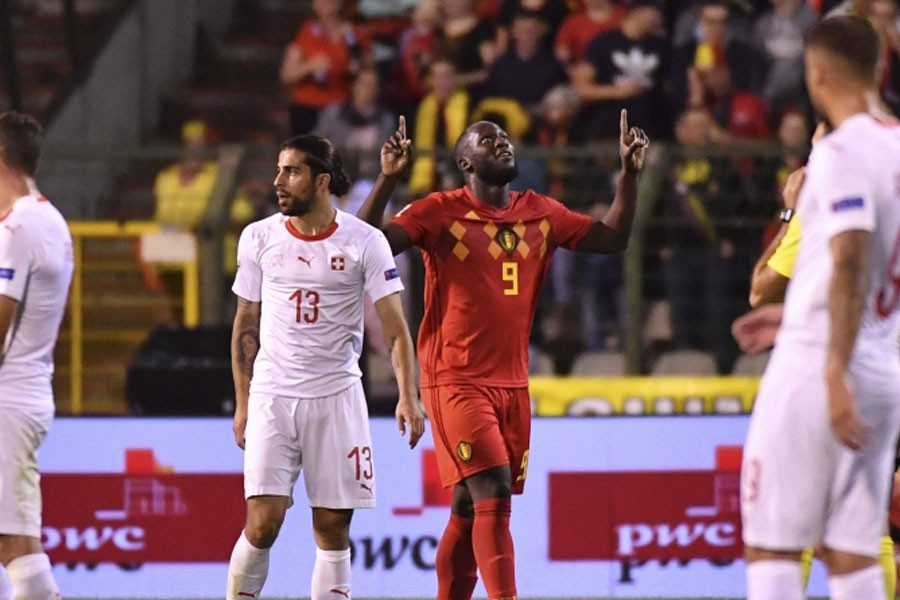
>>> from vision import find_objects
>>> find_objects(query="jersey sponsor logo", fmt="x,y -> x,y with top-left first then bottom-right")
329,588 -> 351,598
831,196 -> 865,212
0,267 -> 14,280
297,255 -> 314,268
496,227 -> 519,256
456,441 -> 473,462
331,256 -> 346,271
384,267 -> 400,281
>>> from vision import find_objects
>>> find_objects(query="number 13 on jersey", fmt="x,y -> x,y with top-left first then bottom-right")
502,261 -> 519,296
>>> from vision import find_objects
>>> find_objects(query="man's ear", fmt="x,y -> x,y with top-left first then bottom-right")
458,158 -> 472,173
316,172 -> 331,192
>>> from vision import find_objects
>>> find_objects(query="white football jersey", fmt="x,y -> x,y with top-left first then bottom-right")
0,195 -> 74,409
232,209 -> 404,398
780,114 -> 900,355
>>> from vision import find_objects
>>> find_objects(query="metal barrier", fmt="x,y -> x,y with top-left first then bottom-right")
65,220 -> 199,414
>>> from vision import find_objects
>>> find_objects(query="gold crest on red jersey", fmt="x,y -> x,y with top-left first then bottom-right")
456,441 -> 473,462
496,227 -> 519,256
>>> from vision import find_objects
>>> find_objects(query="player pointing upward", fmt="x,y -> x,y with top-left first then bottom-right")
359,111 -> 647,600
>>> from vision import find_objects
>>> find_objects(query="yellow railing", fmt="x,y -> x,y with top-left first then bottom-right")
66,221 -> 200,414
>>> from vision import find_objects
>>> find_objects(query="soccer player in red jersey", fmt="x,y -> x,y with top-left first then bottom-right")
358,111 -> 648,600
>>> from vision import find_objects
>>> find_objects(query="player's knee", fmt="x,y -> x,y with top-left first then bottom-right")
244,514 -> 284,549
0,534 -> 42,565
465,465 -> 513,501
450,484 -> 474,517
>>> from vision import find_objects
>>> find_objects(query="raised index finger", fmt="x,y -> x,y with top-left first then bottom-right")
620,109 -> 628,138
399,115 -> 407,140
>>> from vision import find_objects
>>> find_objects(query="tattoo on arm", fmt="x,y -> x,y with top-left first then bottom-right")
237,327 -> 260,375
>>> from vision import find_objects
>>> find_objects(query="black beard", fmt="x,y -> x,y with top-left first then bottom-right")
478,160 -> 519,186
277,188 -> 316,217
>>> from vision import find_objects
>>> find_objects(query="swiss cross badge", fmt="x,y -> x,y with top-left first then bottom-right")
330,256 -> 346,271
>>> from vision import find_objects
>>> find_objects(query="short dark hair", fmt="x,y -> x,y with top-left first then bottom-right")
0,111 -> 43,176
805,16 -> 880,82
281,135 -> 351,196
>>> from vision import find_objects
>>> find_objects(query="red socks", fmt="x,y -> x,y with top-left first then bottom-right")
436,514 -> 478,600
472,498 -> 517,600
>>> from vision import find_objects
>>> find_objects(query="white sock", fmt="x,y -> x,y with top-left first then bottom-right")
6,553 -> 59,600
226,531 -> 270,600
0,564 -> 12,600
746,559 -> 804,600
311,547 -> 352,600
829,564 -> 885,600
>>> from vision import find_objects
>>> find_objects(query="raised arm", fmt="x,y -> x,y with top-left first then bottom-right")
574,109 -> 649,253
826,229 -> 871,450
358,116 -> 415,255
231,296 -> 261,449
750,167 -> 805,307
373,292 -> 425,448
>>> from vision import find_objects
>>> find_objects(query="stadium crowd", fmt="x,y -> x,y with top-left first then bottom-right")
262,0 -> 900,375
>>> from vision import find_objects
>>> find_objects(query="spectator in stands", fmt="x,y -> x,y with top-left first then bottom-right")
495,0 -> 571,51
749,0 -> 817,117
671,0 -> 756,106
757,109 -> 810,252
686,63 -> 771,141
555,0 -> 626,67
313,65 -> 396,183
408,57 -> 470,195
279,0 -> 373,135
151,120 -> 253,303
483,9 -> 568,110
572,0 -> 669,140
671,0 -> 752,50
432,0 -> 499,94
532,85 -> 623,355
658,107 -> 748,373
868,0 -> 900,113
390,0 -> 440,117
825,0 -> 871,16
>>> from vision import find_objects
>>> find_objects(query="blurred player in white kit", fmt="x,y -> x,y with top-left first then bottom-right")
226,134 -> 425,600
0,111 -> 73,600
741,15 -> 900,600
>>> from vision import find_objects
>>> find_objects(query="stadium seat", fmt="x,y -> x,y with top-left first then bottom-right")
529,346 -> 555,375
651,350 -> 717,376
641,300 -> 673,346
732,351 -> 771,376
570,351 -> 626,376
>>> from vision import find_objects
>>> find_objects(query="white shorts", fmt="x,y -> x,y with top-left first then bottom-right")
244,380 -> 375,509
742,345 -> 900,557
0,404 -> 53,537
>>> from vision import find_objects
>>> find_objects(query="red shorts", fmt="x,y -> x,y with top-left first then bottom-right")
422,384 -> 531,494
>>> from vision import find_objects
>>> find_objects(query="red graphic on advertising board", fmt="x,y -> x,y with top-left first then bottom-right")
41,449 -> 244,563
549,446 -> 743,562
393,449 -> 451,515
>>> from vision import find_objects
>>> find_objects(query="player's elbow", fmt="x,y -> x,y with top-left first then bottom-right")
748,287 -> 763,309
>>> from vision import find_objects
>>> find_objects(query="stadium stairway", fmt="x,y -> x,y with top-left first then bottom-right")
0,0 -> 129,116
53,236 -> 175,414
156,0 -> 306,144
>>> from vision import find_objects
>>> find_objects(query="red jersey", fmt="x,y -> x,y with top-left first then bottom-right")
392,187 -> 592,388
287,22 -> 373,108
